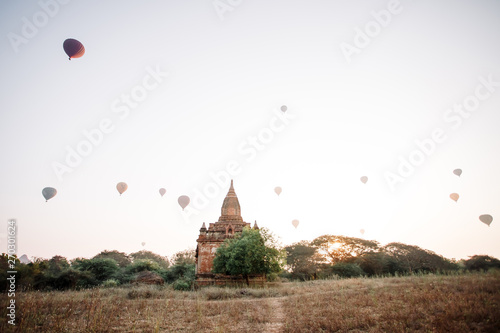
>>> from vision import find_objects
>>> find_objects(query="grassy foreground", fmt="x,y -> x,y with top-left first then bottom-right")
1,271 -> 499,332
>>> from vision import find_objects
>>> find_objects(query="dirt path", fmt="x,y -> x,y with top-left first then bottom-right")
263,297 -> 285,333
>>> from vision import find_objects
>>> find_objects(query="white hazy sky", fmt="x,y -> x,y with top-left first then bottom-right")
1,0 -> 499,262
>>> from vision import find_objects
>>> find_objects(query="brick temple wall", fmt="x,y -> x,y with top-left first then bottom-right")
197,241 -> 222,274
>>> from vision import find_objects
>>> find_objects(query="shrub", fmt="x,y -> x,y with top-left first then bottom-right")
102,279 -> 120,287
173,278 -> 191,291
164,262 -> 195,283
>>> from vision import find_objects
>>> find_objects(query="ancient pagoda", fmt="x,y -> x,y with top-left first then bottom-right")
195,180 -> 264,286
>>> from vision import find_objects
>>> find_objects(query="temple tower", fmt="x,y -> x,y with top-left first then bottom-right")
195,180 -> 261,286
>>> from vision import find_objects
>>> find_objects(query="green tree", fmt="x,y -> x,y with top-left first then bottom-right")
54,268 -> 97,289
327,262 -> 365,278
354,252 -> 392,276
126,259 -> 161,273
383,242 -> 457,274
93,250 -> 131,268
463,255 -> 500,271
212,227 -> 285,285
312,235 -> 380,264
47,255 -> 70,275
31,255 -> 71,290
130,250 -> 170,269
16,259 -> 53,290
170,249 -> 196,266
284,241 -> 320,280
164,249 -> 196,284
72,258 -> 119,283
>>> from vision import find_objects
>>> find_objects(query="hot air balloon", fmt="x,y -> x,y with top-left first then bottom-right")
449,193 -> 459,202
159,188 -> 166,197
453,169 -> 462,177
360,229 -> 365,235
141,242 -> 146,247
63,38 -> 85,60
360,176 -> 368,184
292,219 -> 299,228
274,187 -> 282,196
479,214 -> 493,227
42,187 -> 57,202
116,182 -> 128,196
281,105 -> 287,112
178,195 -> 190,210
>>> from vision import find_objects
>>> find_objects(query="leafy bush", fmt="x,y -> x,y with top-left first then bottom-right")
173,278 -> 191,291
112,269 -> 134,285
163,263 -> 195,283
102,279 -> 120,287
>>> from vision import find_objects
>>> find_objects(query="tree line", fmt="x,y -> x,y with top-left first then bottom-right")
283,235 -> 500,280
2,231 -> 499,291
0,249 -> 196,292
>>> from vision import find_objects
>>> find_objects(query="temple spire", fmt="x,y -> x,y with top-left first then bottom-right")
228,179 -> 235,195
218,179 -> 243,222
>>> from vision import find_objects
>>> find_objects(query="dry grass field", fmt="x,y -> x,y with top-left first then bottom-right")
1,271 -> 499,332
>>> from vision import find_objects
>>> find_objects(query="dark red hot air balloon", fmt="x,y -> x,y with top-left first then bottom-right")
63,38 -> 85,60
